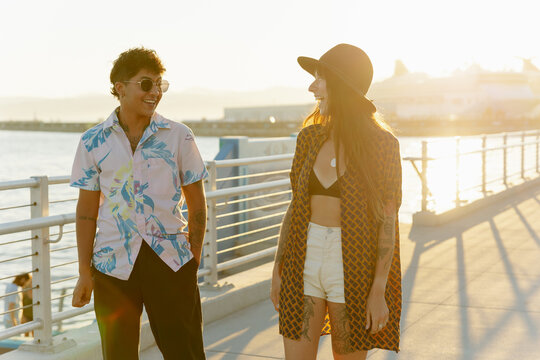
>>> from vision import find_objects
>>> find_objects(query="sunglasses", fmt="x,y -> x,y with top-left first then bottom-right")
123,78 -> 169,93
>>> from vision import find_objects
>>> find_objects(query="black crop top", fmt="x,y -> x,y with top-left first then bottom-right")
308,168 -> 341,198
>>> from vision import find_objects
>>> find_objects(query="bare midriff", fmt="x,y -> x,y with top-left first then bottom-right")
310,195 -> 341,227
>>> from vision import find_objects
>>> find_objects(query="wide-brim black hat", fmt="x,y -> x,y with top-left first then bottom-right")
298,43 -> 376,113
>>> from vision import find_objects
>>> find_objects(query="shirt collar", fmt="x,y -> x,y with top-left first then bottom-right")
103,108 -> 119,130
102,108 -> 171,131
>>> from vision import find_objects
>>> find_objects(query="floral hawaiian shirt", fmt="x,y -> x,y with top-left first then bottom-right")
70,109 -> 208,280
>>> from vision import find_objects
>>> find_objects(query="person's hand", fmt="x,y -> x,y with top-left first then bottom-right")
365,283 -> 389,334
270,268 -> 281,312
72,272 -> 93,307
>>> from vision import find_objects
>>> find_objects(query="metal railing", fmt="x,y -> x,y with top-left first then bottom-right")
405,130 -> 540,213
0,155 -> 293,349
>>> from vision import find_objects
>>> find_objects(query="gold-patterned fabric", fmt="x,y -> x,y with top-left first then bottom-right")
279,124 -> 402,352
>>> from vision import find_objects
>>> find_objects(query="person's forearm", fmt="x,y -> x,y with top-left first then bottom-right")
188,206 -> 207,260
372,202 -> 397,289
182,180 -> 207,263
273,203 -> 293,274
76,210 -> 97,276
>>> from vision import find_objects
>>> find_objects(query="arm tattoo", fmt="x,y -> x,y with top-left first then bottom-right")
383,218 -> 393,238
78,215 -> 97,222
188,209 -> 206,248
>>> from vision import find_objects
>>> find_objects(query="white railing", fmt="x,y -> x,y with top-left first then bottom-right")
405,130 -> 540,213
0,155 -> 293,349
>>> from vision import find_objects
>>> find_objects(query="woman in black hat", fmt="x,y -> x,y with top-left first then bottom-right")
271,44 -> 402,359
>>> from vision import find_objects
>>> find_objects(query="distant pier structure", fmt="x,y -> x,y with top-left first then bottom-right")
0,120 -> 95,133
223,103 -> 314,122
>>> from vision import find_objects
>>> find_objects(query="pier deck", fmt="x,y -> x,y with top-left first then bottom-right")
142,184 -> 540,359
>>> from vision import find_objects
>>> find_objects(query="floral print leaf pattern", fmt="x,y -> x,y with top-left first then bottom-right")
182,169 -> 208,186
93,246 -> 117,273
82,125 -> 112,152
71,166 -> 99,190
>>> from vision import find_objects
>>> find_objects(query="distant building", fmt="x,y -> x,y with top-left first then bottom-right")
223,104 -> 314,122
369,59 -> 540,120
223,60 -> 540,122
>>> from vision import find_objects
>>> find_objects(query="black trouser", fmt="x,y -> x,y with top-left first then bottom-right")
93,241 -> 205,360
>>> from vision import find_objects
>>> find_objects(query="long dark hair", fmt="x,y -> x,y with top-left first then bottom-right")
303,66 -> 393,221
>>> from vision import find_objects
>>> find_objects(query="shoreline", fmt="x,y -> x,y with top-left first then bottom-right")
1,119 -> 539,137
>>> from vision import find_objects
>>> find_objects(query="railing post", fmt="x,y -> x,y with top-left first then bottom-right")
455,137 -> 461,208
204,161 -> 218,285
503,133 -> 508,186
481,135 -> 487,194
521,131 -> 526,179
29,176 -> 53,346
421,141 -> 428,212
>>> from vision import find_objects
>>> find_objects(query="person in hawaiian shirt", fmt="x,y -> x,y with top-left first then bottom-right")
70,47 -> 208,360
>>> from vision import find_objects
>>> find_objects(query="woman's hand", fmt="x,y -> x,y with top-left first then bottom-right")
270,268 -> 281,312
365,282 -> 389,334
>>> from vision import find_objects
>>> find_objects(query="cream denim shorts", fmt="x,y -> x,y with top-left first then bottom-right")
303,222 -> 345,303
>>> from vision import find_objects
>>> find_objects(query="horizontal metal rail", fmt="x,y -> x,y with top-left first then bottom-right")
0,178 -> 39,191
50,275 -> 79,285
217,234 -> 278,255
50,244 -> 77,253
215,190 -> 291,207
0,287 -> 35,301
435,140 -> 540,160
0,269 -> 37,283
0,202 -> 36,211
216,246 -> 276,272
217,223 -> 282,243
0,252 -> 38,264
48,176 -> 70,185
0,213 -> 75,235
0,320 -> 42,340
49,198 -> 77,204
217,169 -> 290,183
50,260 -> 78,269
216,211 -> 285,230
213,153 -> 293,167
217,200 -> 290,219
206,179 -> 290,200
0,235 -> 37,246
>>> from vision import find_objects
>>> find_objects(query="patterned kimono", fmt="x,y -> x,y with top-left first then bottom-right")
279,124 -> 402,352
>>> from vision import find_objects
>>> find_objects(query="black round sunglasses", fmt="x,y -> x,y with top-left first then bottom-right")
123,79 -> 169,93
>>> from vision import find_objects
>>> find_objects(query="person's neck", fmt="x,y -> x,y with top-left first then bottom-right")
117,107 -> 151,135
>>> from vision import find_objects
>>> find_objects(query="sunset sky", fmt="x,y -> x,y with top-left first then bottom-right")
1,0 -> 539,98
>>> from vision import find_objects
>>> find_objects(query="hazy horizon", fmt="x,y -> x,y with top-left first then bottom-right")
2,0 -> 540,97
0,86 -> 315,122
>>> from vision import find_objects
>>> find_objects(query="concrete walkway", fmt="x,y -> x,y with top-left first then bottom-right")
142,185 -> 540,359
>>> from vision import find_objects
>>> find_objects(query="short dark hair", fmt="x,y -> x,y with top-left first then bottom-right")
110,47 -> 166,99
13,273 -> 31,286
